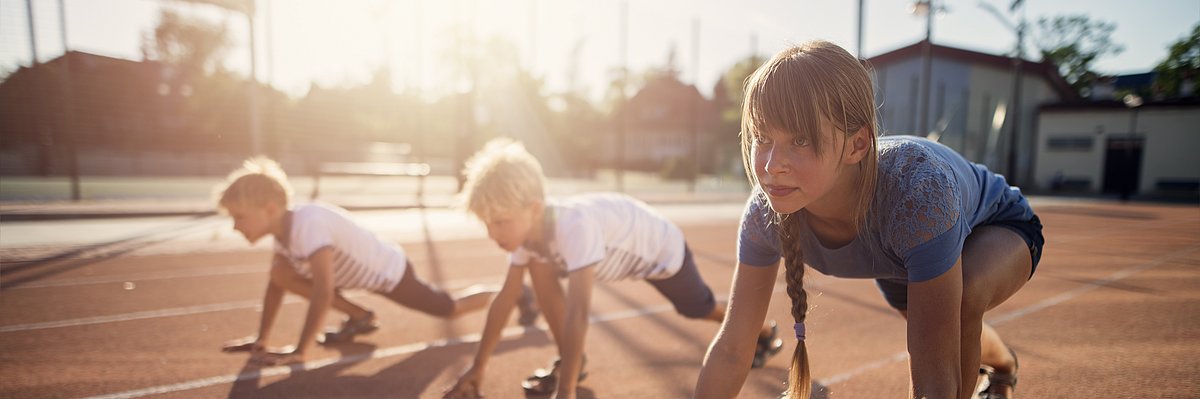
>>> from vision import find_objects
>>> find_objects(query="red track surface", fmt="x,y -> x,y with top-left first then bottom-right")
2,199 -> 1198,398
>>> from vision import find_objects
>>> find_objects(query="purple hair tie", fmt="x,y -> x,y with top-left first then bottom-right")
793,322 -> 806,341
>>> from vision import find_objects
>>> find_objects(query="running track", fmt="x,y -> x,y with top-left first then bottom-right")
1,198 -> 1197,398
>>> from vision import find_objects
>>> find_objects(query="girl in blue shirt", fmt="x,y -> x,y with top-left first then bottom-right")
694,40 -> 1043,399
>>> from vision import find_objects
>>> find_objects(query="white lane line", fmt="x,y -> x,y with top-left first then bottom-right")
10,265 -> 266,289
82,305 -> 680,399
2,277 -> 505,333
813,244 -> 1200,388
0,299 -> 281,333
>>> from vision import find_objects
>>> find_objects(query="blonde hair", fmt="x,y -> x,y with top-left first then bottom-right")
739,40 -> 879,399
458,138 -> 546,221
215,156 -> 293,211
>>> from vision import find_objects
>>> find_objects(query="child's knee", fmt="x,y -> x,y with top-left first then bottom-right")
432,302 -> 457,318
674,299 -> 716,319
417,289 -> 453,317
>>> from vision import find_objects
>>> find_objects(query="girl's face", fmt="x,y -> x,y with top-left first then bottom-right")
751,122 -> 846,215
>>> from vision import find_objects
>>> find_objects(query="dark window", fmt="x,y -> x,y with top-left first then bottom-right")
1047,136 -> 1094,151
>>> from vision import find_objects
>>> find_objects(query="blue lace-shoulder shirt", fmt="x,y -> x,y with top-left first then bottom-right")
737,135 -> 1034,282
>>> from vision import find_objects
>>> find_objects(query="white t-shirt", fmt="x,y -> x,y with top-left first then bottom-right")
509,193 -> 685,281
274,203 -> 407,292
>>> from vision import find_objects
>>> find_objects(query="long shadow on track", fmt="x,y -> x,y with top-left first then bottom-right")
228,332 -> 556,398
0,215 -> 218,290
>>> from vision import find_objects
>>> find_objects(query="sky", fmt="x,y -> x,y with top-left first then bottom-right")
1,0 -> 1197,101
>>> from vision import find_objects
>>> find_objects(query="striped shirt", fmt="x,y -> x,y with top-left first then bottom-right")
274,203 -> 407,292
510,193 -> 685,282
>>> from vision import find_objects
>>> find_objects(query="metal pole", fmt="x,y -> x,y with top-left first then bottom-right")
264,0 -> 275,157
919,3 -> 932,136
857,0 -> 865,58
58,0 -> 80,201
616,0 -> 627,193
247,10 -> 262,155
689,17 -> 699,193
1006,24 -> 1023,186
26,0 -> 38,65
415,0 -> 425,206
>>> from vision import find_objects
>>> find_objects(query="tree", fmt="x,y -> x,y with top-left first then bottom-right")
707,55 -> 765,177
141,9 -> 230,80
1034,15 -> 1124,96
1153,23 -> 1200,98
715,55 -> 766,129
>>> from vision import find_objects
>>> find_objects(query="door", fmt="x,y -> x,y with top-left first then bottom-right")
1101,137 -> 1144,200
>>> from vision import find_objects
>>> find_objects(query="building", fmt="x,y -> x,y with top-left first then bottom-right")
867,40 -> 1077,187
610,70 -> 721,176
1035,97 -> 1200,200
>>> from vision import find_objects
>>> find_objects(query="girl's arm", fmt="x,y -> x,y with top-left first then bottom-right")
554,264 -> 596,399
907,259 -> 964,398
444,264 -> 528,398
694,260 -> 780,398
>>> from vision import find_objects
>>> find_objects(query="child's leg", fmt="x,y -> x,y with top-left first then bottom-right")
958,224 -> 1037,398
649,246 -> 774,334
269,261 -> 371,320
980,322 -> 1017,374
650,244 -> 785,369
381,262 -> 497,319
880,216 -> 1040,397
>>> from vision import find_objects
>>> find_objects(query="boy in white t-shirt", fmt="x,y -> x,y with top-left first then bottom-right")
215,157 -> 537,366
443,139 -> 784,399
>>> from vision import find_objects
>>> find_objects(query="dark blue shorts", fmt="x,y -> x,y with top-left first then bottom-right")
647,244 -> 717,319
875,214 -> 1045,311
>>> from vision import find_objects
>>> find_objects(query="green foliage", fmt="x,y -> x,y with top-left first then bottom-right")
709,55 -> 765,176
141,9 -> 230,78
1153,24 -> 1200,98
1034,14 -> 1124,95
717,55 -> 766,124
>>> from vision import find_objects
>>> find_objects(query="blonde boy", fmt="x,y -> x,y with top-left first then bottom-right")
443,139 -> 783,398
216,157 -> 533,365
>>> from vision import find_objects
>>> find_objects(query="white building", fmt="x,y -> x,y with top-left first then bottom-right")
867,40 -> 1077,188
1036,99 -> 1200,199
868,40 -> 1199,200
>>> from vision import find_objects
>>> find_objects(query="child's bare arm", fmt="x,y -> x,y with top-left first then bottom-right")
907,260 -> 964,399
554,264 -> 595,399
293,247 -> 336,356
222,255 -> 288,353
256,248 -> 335,366
444,264 -> 529,398
528,261 -> 566,344
258,256 -> 289,342
694,261 -> 780,398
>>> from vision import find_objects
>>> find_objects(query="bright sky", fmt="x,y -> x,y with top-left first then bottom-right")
1,0 -> 1197,100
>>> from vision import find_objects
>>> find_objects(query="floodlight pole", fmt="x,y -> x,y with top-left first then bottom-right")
979,1 -> 1026,185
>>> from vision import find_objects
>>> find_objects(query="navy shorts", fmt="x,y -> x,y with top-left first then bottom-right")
647,244 -> 718,319
382,261 -> 455,317
875,214 -> 1045,311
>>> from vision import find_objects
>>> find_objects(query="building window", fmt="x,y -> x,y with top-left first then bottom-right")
1047,136 -> 1094,151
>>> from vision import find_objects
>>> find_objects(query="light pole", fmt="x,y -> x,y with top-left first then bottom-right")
979,1 -> 1026,186
1120,94 -> 1143,201
910,1 -> 946,136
